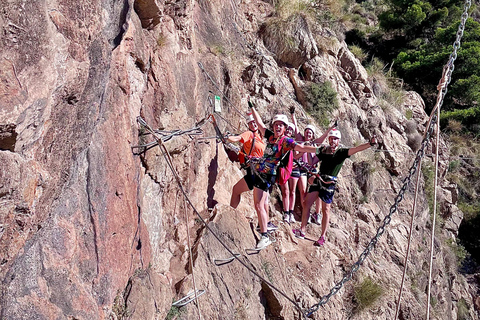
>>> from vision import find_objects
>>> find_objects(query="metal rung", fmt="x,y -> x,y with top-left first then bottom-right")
172,289 -> 206,307
245,248 -> 262,255
213,253 -> 241,266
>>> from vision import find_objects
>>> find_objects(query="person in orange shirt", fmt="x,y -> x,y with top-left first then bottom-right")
228,113 -> 266,208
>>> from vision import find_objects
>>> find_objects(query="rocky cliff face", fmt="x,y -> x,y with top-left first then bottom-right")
0,0 -> 478,319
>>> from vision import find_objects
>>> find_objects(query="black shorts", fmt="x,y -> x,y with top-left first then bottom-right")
308,179 -> 336,204
290,167 -> 301,178
299,168 -> 308,177
252,172 -> 276,192
244,167 -> 255,190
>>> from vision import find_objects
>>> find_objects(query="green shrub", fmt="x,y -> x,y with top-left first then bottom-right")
166,305 -> 184,320
457,297 -> 471,320
304,81 -> 339,127
405,109 -> 413,120
349,44 -> 368,62
445,238 -> 469,267
353,276 -> 383,312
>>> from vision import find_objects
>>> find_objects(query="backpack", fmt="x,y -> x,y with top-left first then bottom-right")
276,136 -> 294,185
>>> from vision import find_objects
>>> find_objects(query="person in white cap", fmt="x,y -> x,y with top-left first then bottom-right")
293,127 -> 377,246
249,103 -> 319,250
227,113 -> 266,209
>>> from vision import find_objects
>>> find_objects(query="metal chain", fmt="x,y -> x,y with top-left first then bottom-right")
305,0 -> 471,315
131,118 -> 210,152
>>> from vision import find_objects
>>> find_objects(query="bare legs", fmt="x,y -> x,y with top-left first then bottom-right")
253,187 -> 269,233
280,182 -> 289,213
320,201 -> 331,239
299,192 -> 331,241
230,178 -> 251,208
297,175 -> 308,212
299,191 -> 319,233
287,177 -> 299,212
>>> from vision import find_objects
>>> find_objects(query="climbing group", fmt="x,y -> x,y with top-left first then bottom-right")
226,102 -> 377,250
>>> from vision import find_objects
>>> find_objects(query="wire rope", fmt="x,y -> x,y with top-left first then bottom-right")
136,117 -> 306,316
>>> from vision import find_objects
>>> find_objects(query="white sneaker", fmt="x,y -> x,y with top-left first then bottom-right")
283,213 -> 290,224
289,213 -> 296,223
256,235 -> 272,250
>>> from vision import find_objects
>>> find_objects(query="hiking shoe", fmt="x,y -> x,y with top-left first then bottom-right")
312,213 -> 321,225
256,221 -> 279,233
256,235 -> 272,250
292,228 -> 305,239
314,236 -> 326,246
283,213 -> 290,224
289,213 -> 296,223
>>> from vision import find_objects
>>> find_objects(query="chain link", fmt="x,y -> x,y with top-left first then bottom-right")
304,1 -> 471,316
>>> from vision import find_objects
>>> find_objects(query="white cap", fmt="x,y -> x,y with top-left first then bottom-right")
304,124 -> 315,135
287,122 -> 295,130
327,128 -> 341,139
246,113 -> 255,123
272,114 -> 288,126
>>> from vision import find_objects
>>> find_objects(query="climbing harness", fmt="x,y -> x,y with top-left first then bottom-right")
136,116 -> 305,315
172,289 -> 206,307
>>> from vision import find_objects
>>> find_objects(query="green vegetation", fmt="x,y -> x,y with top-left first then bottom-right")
112,290 -> 129,319
405,108 -> 413,120
353,276 -> 384,312
157,33 -> 168,48
166,305 -> 185,320
345,0 -> 480,133
304,81 -> 339,127
457,297 -> 471,320
365,57 -> 406,110
349,44 -> 368,62
445,238 -> 469,267
261,261 -> 274,282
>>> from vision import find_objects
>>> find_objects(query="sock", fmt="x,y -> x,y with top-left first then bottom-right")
261,232 -> 268,237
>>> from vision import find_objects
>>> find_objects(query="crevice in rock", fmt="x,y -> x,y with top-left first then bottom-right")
0,124 -> 17,152
86,149 -> 100,276
206,145 -> 219,209
260,281 -> 284,319
112,0 -> 130,48
133,0 -> 161,30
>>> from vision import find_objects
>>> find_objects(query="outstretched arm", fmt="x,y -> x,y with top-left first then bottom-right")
249,102 -> 266,136
348,136 -> 377,156
294,143 -> 317,154
226,134 -> 242,143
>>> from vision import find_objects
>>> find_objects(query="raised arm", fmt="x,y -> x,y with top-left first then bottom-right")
249,102 -> 266,136
313,123 -> 336,145
348,136 -> 377,156
289,106 -> 301,139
